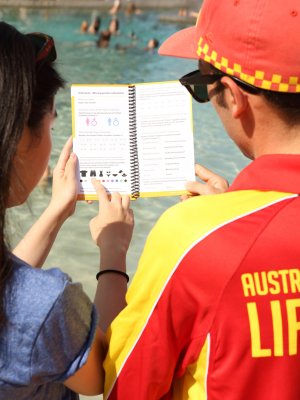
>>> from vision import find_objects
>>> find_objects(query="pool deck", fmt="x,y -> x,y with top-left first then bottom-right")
0,0 -> 198,9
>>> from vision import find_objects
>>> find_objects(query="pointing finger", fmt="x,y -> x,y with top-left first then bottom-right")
91,179 -> 110,206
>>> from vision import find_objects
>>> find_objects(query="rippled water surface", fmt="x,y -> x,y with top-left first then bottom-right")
3,9 -> 248,397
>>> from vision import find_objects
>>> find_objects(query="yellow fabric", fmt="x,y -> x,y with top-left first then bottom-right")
172,336 -> 210,400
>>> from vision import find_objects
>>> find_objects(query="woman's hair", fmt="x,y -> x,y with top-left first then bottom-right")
0,21 -> 64,327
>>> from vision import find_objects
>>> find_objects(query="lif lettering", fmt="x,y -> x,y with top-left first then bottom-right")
246,299 -> 300,357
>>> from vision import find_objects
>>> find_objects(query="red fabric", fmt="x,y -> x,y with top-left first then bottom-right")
108,155 -> 300,399
159,0 -> 300,91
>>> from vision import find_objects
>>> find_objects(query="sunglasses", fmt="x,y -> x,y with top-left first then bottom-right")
179,69 -> 261,103
26,32 -> 57,66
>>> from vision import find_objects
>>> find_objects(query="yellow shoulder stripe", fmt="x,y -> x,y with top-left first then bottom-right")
104,190 -> 296,397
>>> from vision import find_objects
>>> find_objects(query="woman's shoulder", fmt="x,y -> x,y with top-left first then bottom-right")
6,255 -> 90,328
10,255 -> 71,303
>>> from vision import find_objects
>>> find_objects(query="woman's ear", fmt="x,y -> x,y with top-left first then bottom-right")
220,76 -> 249,118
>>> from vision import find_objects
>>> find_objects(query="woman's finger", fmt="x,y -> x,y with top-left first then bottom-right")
64,152 -> 77,179
55,136 -> 73,170
121,195 -> 131,210
111,191 -> 122,203
91,179 -> 110,207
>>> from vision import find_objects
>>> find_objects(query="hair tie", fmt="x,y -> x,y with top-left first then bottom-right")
96,269 -> 129,282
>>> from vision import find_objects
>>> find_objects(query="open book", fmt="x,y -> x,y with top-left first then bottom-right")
71,81 -> 195,200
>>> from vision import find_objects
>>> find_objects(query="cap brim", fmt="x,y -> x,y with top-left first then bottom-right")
158,26 -> 198,59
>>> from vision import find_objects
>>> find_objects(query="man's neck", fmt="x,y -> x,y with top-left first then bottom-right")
254,123 -> 300,158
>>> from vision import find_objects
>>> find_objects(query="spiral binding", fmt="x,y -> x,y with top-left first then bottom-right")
128,85 -> 140,199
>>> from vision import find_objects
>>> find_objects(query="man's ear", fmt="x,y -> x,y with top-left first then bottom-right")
220,76 -> 248,118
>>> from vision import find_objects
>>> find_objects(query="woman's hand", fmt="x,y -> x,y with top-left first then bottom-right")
89,179 -> 134,270
48,137 -> 78,222
181,163 -> 229,201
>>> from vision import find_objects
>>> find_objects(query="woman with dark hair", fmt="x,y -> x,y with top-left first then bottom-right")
0,21 -> 133,399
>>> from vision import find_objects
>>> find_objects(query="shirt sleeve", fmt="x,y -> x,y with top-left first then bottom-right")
30,280 -> 98,384
103,203 -> 205,399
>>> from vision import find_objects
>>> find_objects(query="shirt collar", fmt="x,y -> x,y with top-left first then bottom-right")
229,154 -> 300,194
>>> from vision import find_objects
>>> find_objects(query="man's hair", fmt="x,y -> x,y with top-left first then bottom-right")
262,91 -> 300,125
207,63 -> 300,125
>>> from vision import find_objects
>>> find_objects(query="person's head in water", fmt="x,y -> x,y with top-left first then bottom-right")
96,30 -> 111,48
145,38 -> 159,51
80,20 -> 88,33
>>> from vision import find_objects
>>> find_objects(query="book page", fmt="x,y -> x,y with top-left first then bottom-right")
135,81 -> 195,196
71,85 -> 132,199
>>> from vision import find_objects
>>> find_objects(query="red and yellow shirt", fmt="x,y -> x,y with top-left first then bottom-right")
104,154 -> 300,399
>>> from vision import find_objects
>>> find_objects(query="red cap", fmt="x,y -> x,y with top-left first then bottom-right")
159,0 -> 300,93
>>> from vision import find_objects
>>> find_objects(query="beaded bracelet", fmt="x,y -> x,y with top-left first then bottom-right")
96,269 -> 129,282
